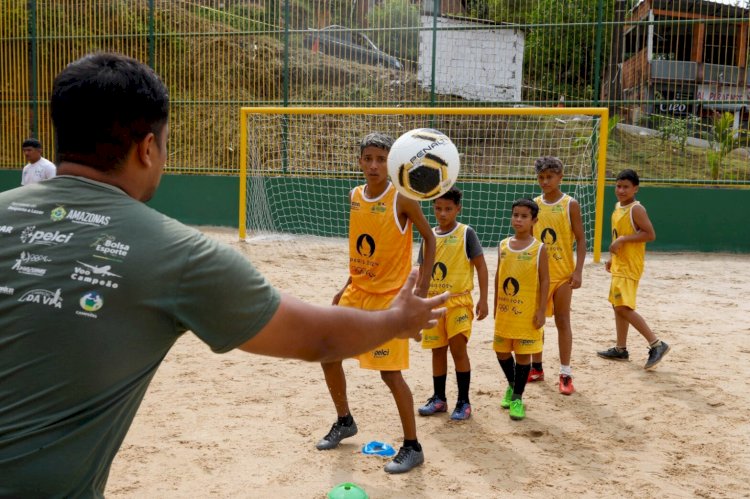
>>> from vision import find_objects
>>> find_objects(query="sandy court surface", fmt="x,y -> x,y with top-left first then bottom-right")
107,227 -> 750,498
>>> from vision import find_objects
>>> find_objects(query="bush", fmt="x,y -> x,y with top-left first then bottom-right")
366,0 -> 420,64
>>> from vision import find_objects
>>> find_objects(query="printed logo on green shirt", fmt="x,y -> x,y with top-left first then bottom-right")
50,206 -> 67,221
80,291 -> 104,312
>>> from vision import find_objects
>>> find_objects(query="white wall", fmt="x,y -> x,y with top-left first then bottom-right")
418,16 -> 524,102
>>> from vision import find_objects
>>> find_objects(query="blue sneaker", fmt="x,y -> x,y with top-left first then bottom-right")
418,396 -> 447,416
450,401 -> 471,421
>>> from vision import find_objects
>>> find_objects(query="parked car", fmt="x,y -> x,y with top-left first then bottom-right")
303,25 -> 401,70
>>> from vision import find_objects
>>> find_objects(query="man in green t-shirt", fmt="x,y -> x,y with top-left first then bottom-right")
0,52 -> 448,497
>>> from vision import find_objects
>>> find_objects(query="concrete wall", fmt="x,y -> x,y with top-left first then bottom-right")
418,16 -> 524,102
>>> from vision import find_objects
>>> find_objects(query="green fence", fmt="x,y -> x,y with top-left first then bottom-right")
2,0 -> 749,183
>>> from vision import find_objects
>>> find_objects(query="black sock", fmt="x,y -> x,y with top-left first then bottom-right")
433,374 -> 447,401
403,439 -> 421,452
513,363 -> 531,398
532,362 -> 543,371
456,370 -> 471,404
498,356 -> 515,387
337,414 -> 353,426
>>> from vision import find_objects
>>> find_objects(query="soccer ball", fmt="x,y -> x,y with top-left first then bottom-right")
387,128 -> 460,201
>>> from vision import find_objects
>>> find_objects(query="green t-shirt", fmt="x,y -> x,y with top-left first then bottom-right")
0,176 -> 280,497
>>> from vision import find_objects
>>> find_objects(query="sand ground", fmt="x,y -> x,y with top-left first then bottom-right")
107,227 -> 750,498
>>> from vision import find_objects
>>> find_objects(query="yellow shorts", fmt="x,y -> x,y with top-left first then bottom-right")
421,293 -> 474,350
609,276 -> 639,309
545,279 -> 570,317
339,285 -> 408,371
492,335 -> 543,355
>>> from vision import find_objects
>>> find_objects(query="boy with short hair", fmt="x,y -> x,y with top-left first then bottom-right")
494,198 -> 549,420
530,156 -> 586,395
315,132 -> 437,474
597,169 -> 670,369
416,187 -> 489,421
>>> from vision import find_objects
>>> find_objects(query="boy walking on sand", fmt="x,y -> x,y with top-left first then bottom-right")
597,169 -> 670,369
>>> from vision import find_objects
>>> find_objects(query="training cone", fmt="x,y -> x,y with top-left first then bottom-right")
327,482 -> 368,499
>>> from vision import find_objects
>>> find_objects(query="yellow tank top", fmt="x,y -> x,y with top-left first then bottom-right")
494,237 -> 544,340
534,193 -> 575,281
349,184 -> 412,294
610,200 -> 646,280
428,223 -> 473,298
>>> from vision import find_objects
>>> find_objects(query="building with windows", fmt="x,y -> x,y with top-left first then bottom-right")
619,0 -> 749,130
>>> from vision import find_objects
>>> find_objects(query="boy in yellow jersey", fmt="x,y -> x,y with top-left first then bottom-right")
416,188 -> 489,421
494,198 -> 549,420
530,156 -> 586,395
597,169 -> 670,369
315,132 -> 437,474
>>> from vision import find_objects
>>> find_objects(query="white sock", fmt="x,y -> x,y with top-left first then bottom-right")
560,365 -> 572,376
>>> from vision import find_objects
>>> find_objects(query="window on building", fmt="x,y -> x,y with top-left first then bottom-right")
704,22 -> 736,65
652,16 -> 691,61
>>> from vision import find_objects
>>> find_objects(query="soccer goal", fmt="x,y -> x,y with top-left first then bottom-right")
239,107 -> 609,261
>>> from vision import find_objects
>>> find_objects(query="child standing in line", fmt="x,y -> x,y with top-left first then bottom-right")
597,169 -> 670,369
494,198 -> 549,420
529,156 -> 586,395
416,188 -> 489,421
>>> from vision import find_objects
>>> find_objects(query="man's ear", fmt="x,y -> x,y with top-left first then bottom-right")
136,132 -> 156,167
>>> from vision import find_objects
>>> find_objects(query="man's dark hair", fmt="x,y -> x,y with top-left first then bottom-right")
22,138 -> 42,149
512,197 -> 539,218
435,187 -> 462,205
359,132 -> 394,156
51,52 -> 169,171
616,169 -> 640,185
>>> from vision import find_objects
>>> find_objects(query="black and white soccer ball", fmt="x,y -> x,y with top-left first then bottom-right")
387,128 -> 460,201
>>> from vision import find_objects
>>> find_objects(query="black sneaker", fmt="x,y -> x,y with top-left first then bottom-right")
384,446 -> 424,474
644,341 -> 670,370
597,346 -> 629,361
315,420 -> 358,450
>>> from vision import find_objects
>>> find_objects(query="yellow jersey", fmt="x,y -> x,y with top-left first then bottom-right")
610,200 -> 646,280
534,193 -> 575,281
348,183 -> 412,294
494,237 -> 544,340
427,223 -> 474,298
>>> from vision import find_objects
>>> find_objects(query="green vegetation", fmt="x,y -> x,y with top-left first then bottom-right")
366,0 -> 420,65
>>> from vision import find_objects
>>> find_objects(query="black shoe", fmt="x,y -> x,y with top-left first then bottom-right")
384,446 -> 424,474
644,341 -> 670,370
315,420 -> 358,450
597,346 -> 629,361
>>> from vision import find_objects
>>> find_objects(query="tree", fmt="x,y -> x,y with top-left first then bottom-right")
520,0 -> 614,103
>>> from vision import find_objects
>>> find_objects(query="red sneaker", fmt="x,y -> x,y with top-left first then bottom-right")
559,374 -> 575,395
528,368 -> 544,382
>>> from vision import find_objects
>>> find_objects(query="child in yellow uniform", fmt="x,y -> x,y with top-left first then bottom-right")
597,169 -> 670,369
315,132 -> 437,474
494,198 -> 549,420
416,188 -> 489,421
530,156 -> 586,395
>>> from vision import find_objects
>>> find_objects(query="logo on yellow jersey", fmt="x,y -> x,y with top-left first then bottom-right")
502,277 -> 520,296
431,262 -> 448,280
540,228 -> 557,244
370,203 -> 386,214
356,233 -> 376,257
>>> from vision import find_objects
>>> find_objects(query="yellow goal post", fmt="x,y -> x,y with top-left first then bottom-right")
239,106 -> 608,262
